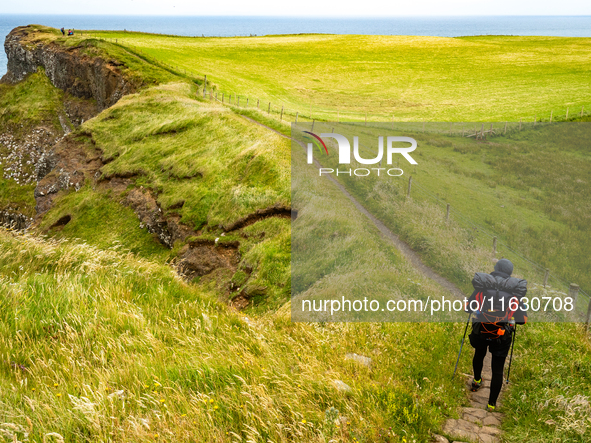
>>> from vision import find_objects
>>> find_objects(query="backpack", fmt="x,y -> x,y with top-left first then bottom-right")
471,273 -> 527,340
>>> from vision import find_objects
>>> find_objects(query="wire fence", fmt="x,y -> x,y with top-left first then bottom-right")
406,176 -> 591,325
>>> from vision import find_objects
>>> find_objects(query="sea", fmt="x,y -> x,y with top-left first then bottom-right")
2,15 -> 591,77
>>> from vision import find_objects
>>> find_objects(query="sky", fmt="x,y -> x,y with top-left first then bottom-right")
2,0 -> 591,17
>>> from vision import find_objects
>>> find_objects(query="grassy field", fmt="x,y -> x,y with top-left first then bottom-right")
1,26 -> 591,442
70,30 -> 591,122
296,122 -> 591,304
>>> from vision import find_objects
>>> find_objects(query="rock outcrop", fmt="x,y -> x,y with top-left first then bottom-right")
2,26 -> 135,111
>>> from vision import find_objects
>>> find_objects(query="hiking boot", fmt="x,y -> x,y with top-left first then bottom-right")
471,378 -> 482,392
486,404 -> 496,412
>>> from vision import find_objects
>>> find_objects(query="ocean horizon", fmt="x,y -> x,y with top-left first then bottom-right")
2,14 -> 591,76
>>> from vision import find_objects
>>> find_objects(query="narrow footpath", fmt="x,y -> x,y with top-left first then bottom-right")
241,115 -> 507,443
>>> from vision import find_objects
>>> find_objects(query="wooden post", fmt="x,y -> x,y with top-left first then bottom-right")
203,75 -> 207,98
295,112 -> 298,123
246,98 -> 249,108
311,119 -> 315,132
581,106 -> 585,118
268,102 -> 271,114
480,123 -> 484,139
504,122 -> 507,135
462,125 -> 465,137
309,103 -> 312,119
566,107 -> 569,120
280,106 -> 284,121
492,236 -> 497,255
237,96 -> 240,107
446,203 -> 450,222
543,269 -> 550,287
569,284 -> 579,308
257,99 -> 260,109
534,115 -> 537,126
490,123 -> 493,134
550,110 -> 553,123
222,93 -> 224,103
406,176 -> 412,198
519,118 -> 522,131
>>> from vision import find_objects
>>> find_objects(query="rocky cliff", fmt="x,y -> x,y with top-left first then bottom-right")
2,26 -> 135,111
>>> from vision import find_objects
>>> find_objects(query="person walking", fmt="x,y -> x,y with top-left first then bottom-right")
61,27 -> 65,36
466,259 -> 528,412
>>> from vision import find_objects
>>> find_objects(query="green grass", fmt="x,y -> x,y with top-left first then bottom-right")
0,227 -> 471,442
299,122 -> 591,305
66,31 -> 591,122
39,185 -> 172,261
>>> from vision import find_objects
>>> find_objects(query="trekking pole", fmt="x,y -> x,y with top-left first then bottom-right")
453,313 -> 471,378
506,326 -> 517,384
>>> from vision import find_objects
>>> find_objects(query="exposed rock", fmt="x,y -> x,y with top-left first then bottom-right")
431,435 -> 449,443
2,26 -> 136,111
34,137 -> 103,214
0,210 -> 32,230
345,353 -> 372,368
125,188 -> 174,248
332,380 -> 352,393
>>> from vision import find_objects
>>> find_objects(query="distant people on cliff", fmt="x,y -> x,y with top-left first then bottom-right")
68,29 -> 74,36
60,27 -> 65,36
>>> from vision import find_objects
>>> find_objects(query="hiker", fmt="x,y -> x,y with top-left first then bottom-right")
61,27 -> 65,36
466,259 -> 528,412
68,29 -> 73,36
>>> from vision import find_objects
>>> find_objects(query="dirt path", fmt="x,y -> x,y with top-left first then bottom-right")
241,115 -> 465,299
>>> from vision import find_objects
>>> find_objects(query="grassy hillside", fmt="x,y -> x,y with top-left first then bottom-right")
300,122 -> 591,303
80,31 -> 591,122
0,228 -> 472,443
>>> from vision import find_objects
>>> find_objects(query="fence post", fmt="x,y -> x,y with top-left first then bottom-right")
480,123 -> 484,139
268,102 -> 271,114
566,107 -> 569,120
543,268 -> 550,287
203,75 -> 207,98
550,110 -> 553,123
295,112 -> 298,123
311,119 -> 315,132
257,99 -> 260,109
446,203 -> 450,222
581,106 -> 585,118
407,176 -> 412,198
246,98 -> 249,108
280,106 -> 284,121
492,236 -> 497,255
569,284 -> 579,308
237,96 -> 240,107
534,115 -> 537,126
222,93 -> 224,103
504,121 -> 507,135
